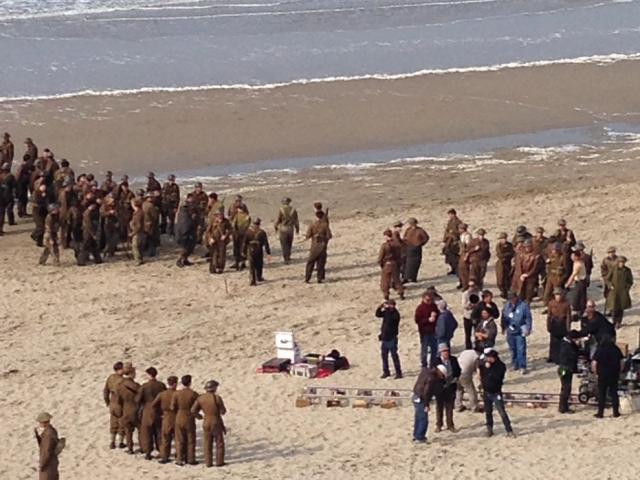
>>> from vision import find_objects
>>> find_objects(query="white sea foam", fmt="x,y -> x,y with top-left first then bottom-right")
1,52 -> 638,104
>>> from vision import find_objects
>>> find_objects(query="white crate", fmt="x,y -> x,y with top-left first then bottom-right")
290,363 -> 318,379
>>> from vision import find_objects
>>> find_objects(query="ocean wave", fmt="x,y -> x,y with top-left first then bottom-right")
2,52 -> 639,104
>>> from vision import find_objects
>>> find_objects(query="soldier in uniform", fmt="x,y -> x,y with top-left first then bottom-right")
403,218 -> 429,283
442,209 -> 462,275
152,375 -> 178,464
227,194 -> 248,221
231,204 -> 251,270
206,211 -> 232,274
605,256 -> 633,328
100,194 -> 119,258
574,241 -> 593,286
244,218 -> 271,286
391,221 -> 407,281
467,228 -> 490,289
457,223 -> 472,290
170,375 -> 199,466
103,361 -> 125,449
175,195 -> 198,268
495,232 -> 514,298
191,380 -> 227,468
15,154 -> 35,217
116,365 -> 141,454
39,204 -> 61,266
146,172 -> 161,193
0,132 -> 14,168
160,175 -> 180,235
78,202 -> 102,265
136,367 -> 167,460
512,239 -> 541,303
555,218 -> 576,283
546,288 -> 571,364
57,180 -> 78,249
207,192 -> 224,218
191,182 -> 209,244
143,193 -> 161,257
542,243 -> 565,312
0,162 -> 17,234
53,159 -> 75,194
304,210 -> 332,283
274,197 -> 299,264
100,171 -> 117,195
532,227 -> 548,292
601,246 -> 618,311
31,177 -> 49,246
378,229 -> 405,300
129,198 -> 145,266
116,181 -> 135,242
24,137 -> 38,162
34,412 -> 60,480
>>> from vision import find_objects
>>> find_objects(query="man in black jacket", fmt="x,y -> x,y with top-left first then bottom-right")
557,331 -> 580,413
593,336 -> 623,418
432,344 -> 461,432
412,365 -> 446,443
375,300 -> 402,379
479,349 -> 515,437
175,194 -> 197,268
579,300 -> 616,357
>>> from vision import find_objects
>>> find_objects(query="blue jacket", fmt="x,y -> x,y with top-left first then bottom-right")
436,310 -> 458,343
501,300 -> 532,336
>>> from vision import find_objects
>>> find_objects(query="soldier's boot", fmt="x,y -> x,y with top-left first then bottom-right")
176,258 -> 185,268
38,251 -> 48,265
110,434 -> 117,449
215,438 -> 225,467
118,434 -> 126,449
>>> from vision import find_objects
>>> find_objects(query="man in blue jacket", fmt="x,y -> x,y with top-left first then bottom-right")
435,300 -> 458,349
501,291 -> 533,374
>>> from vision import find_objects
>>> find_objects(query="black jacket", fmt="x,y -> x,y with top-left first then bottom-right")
375,306 -> 400,341
432,356 -> 462,387
470,301 -> 500,325
558,338 -> 579,372
479,357 -> 506,394
593,342 -> 623,378
579,312 -> 616,345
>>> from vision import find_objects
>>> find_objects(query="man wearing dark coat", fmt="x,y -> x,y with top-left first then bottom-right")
403,217 -> 429,283
175,195 -> 198,268
605,256 -> 633,328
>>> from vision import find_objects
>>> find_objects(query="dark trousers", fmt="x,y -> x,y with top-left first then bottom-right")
558,368 -> 573,412
104,227 -> 119,257
160,206 -> 176,235
179,241 -> 195,261
77,238 -> 103,265
0,200 -> 14,228
16,183 -> 29,216
549,335 -> 563,364
436,388 -> 456,429
463,317 -> 474,350
232,234 -> 246,267
404,246 -> 422,282
0,203 -> 6,233
249,251 -> 264,285
597,377 -> 620,416
612,310 -> 624,326
279,227 -> 294,263
381,338 -> 402,376
484,392 -> 513,433
31,208 -> 46,245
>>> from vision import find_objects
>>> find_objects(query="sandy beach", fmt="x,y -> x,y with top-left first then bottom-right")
2,59 -> 640,176
1,139 -> 640,479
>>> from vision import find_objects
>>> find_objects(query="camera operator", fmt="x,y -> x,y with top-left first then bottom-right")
375,299 -> 403,379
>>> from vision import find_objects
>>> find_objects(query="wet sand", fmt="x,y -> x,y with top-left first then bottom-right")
2,59 -> 640,175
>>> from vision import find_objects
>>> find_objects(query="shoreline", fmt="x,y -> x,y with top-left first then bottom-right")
2,59 -> 640,176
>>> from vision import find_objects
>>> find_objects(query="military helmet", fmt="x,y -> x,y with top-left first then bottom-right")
204,380 -> 219,392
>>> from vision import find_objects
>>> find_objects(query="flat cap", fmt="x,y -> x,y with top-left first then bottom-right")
607,246 -> 617,254
438,343 -> 450,353
36,412 -> 52,423
618,256 -> 628,263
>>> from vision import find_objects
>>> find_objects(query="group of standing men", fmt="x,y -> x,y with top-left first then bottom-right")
103,362 -> 227,468
0,134 -> 339,286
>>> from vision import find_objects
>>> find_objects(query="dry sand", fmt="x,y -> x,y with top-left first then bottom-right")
1,141 -> 640,479
2,59 -> 640,175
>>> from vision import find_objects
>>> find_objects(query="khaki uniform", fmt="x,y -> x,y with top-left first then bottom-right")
206,217 -> 232,273
37,424 -> 59,480
555,228 -> 576,282
129,209 -> 145,264
116,377 -> 141,452
100,199 -> 119,257
378,240 -> 404,300
600,255 -> 618,303
136,379 -> 167,455
442,216 -> 462,273
103,373 -> 124,440
0,170 -> 17,231
143,200 -> 160,257
78,206 -> 102,265
495,241 -> 514,297
457,231 -> 471,289
191,191 -> 209,243
151,389 -> 177,462
191,392 -> 227,467
40,213 -> 61,265
171,387 -> 199,464
116,188 -> 134,241
275,205 -> 299,263
305,219 -> 332,283
231,211 -> 251,269
467,238 -> 490,289
1,139 -> 14,167
512,251 -> 540,302
543,252 -> 565,305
